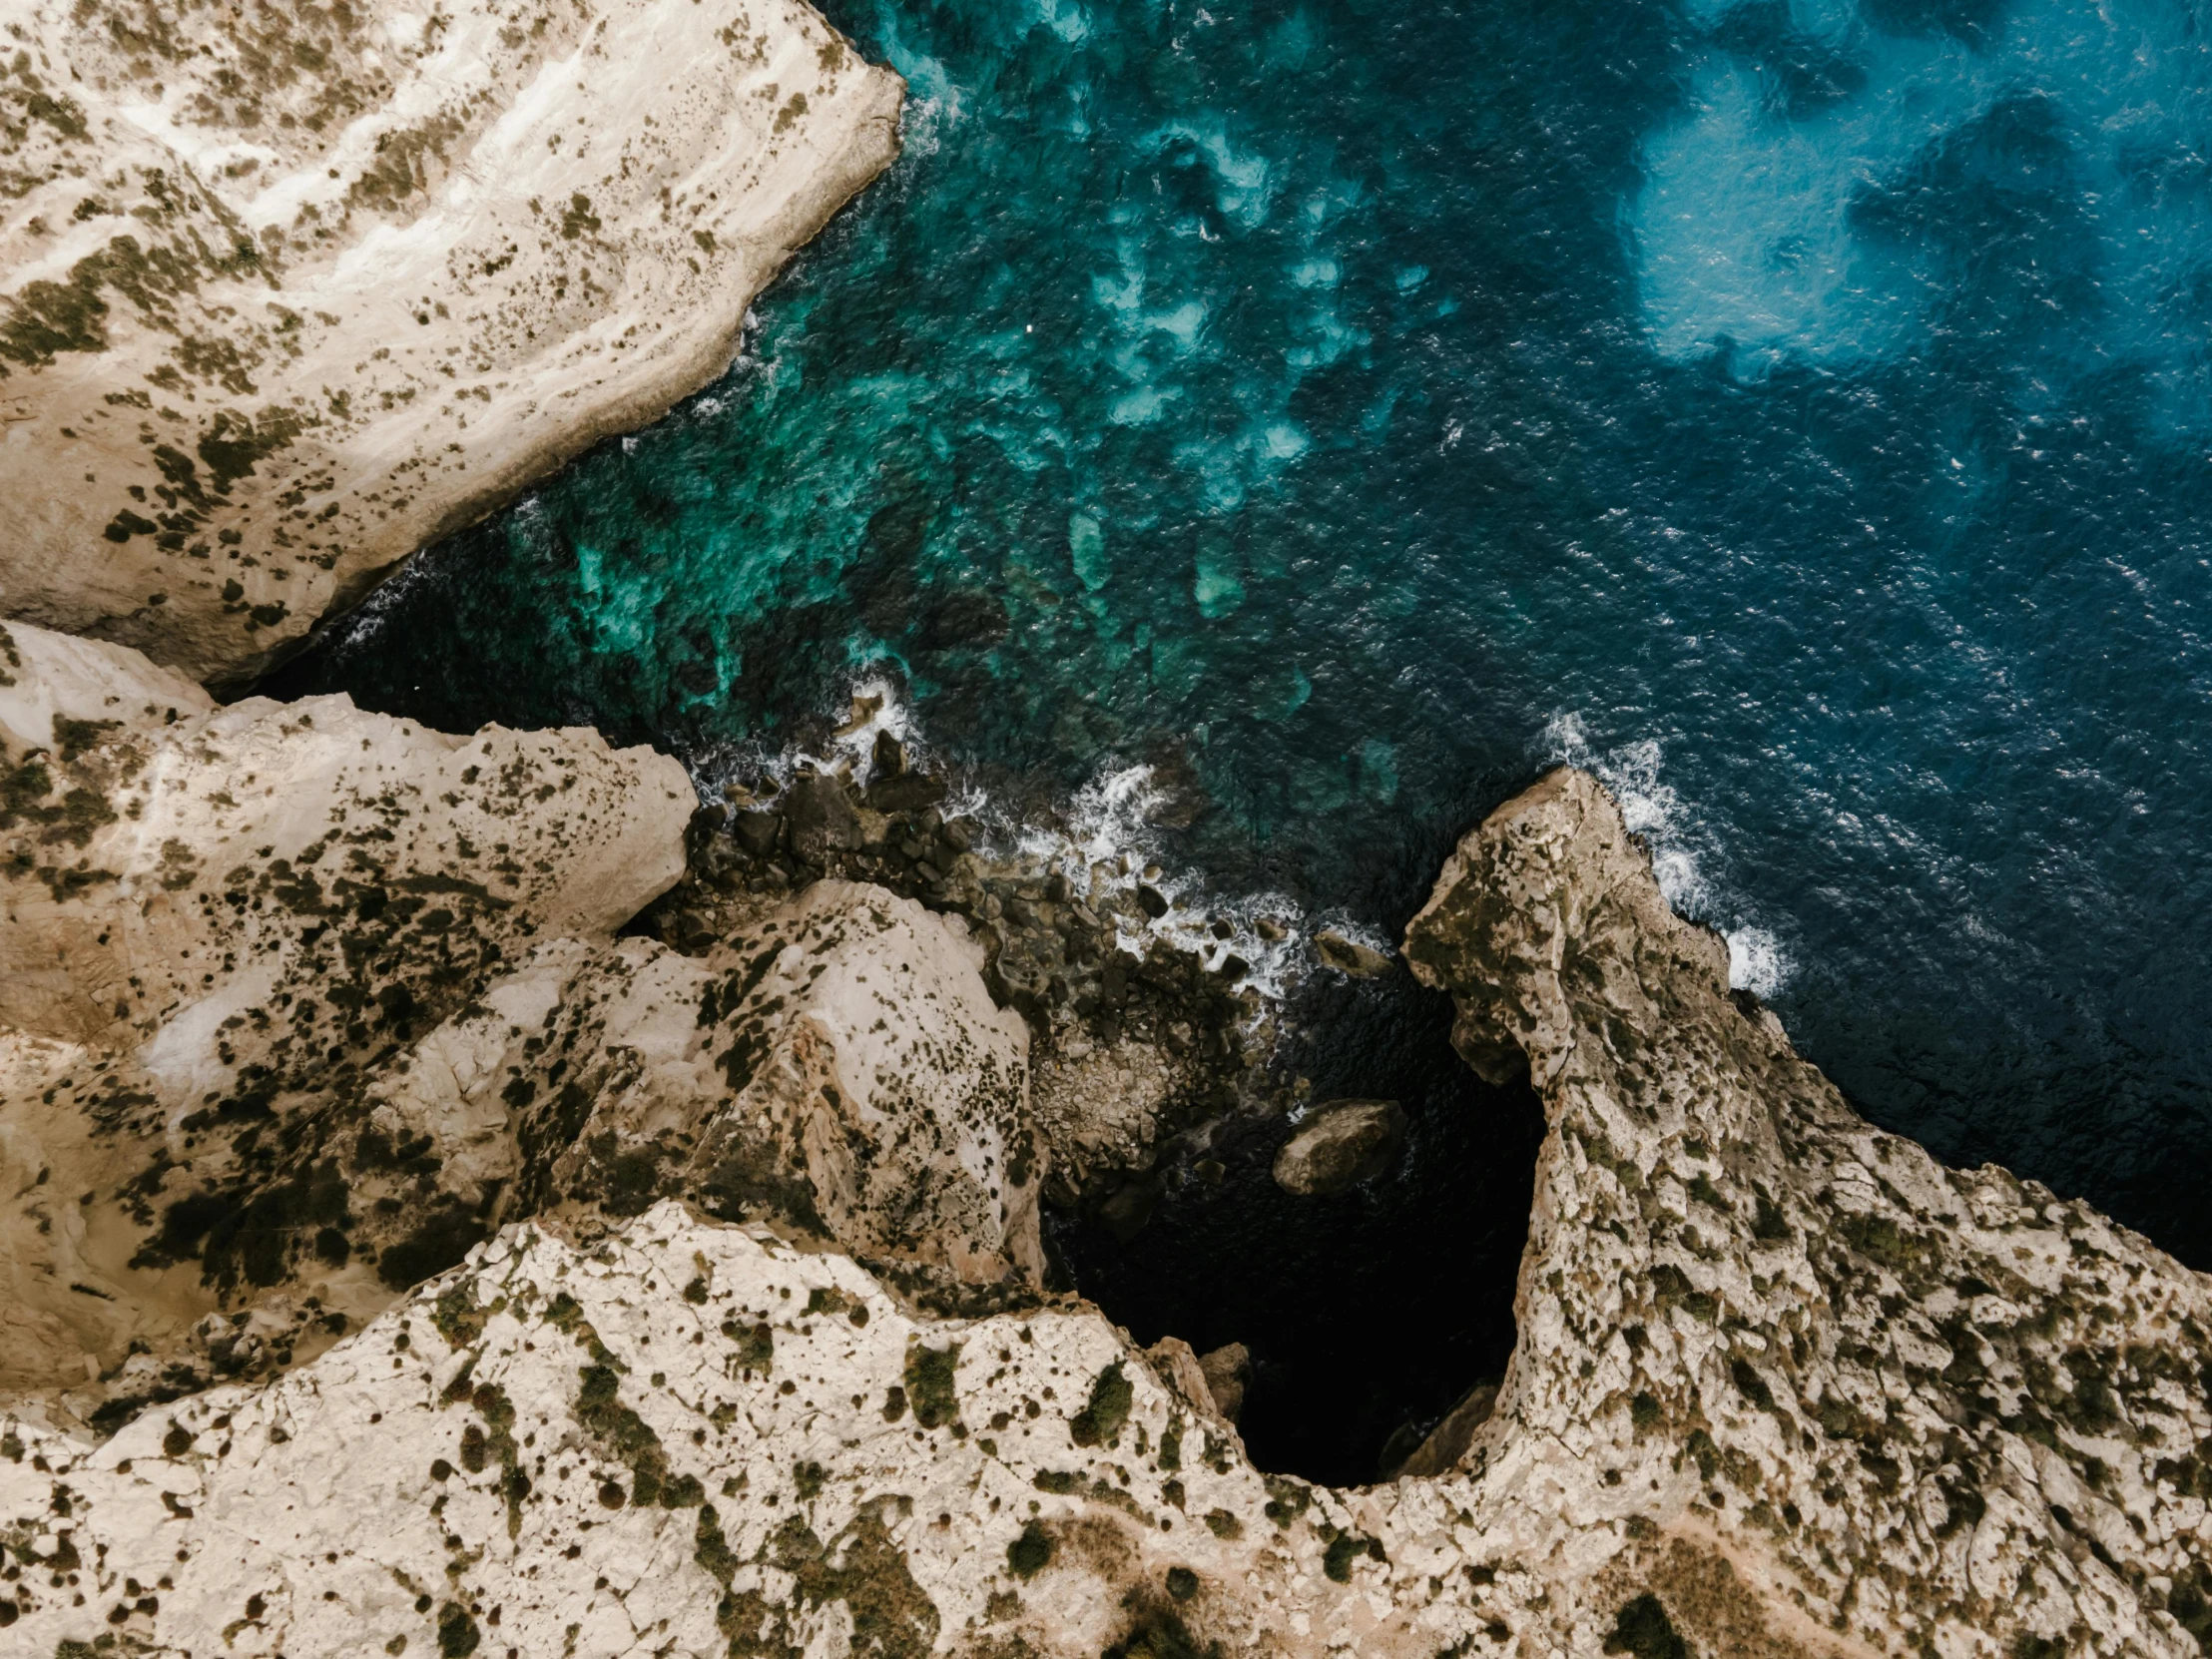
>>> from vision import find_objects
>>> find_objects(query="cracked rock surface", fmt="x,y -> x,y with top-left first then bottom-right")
0,0 -> 901,683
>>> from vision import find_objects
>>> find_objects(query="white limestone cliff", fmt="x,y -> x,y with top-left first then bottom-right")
0,0 -> 902,683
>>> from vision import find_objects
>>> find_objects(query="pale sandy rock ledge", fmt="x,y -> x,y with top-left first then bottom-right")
10,759 -> 2212,1656
0,0 -> 902,684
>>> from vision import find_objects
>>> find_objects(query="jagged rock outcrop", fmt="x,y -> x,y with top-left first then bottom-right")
13,762 -> 2212,1658
1402,767 -> 2212,1657
0,615 -> 694,1402
0,624 -> 1044,1436
0,0 -> 901,683
669,753 -> 1271,1210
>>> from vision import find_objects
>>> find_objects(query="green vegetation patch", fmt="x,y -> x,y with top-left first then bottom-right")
902,1340 -> 960,1429
1603,1593 -> 1689,1659
1006,1521 -> 1052,1579
576,1364 -> 698,1510
1069,1361 -> 1133,1447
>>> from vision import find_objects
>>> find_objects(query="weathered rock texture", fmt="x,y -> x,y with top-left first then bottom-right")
12,761 -> 2212,1658
0,0 -> 901,683
1402,767 -> 2212,1656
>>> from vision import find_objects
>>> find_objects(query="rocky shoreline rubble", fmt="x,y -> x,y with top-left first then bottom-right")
636,730 -> 1316,1237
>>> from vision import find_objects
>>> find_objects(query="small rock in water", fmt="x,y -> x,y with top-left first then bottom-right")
871,729 -> 907,779
1313,927 -> 1393,978
1197,1343 -> 1252,1424
1136,884 -> 1170,918
1271,1098 -> 1407,1196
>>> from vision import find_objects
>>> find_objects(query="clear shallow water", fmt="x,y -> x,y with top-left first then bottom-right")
276,0 -> 2212,1265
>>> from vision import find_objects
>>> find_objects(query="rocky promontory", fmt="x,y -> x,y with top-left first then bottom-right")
0,0 -> 901,684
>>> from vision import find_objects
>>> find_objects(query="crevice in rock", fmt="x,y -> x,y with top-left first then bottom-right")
1053,972 -> 1544,1488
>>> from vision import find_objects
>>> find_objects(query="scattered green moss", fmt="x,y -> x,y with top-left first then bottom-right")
1263,1475 -> 1310,1529
1323,1530 -> 1372,1583
1838,1212 -> 1927,1273
724,1318 -> 774,1373
1649,1264 -> 1717,1324
559,193 -> 601,240
765,1507 -> 940,1659
1007,1521 -> 1052,1579
432,1281 -> 486,1349
695,1503 -> 739,1584
436,1602 -> 479,1658
903,1341 -> 960,1429
576,1364 -> 693,1510
1204,1508 -> 1242,1540
1069,1361 -> 1132,1448
1602,1594 -> 1688,1659
1728,1358 -> 1774,1412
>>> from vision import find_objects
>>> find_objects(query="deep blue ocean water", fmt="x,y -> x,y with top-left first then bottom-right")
277,0 -> 2212,1275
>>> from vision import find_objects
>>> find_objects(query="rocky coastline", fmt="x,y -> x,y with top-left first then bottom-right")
7,5 -> 2212,1656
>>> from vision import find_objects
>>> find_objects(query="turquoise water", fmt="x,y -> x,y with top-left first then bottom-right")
276,0 -> 2212,1265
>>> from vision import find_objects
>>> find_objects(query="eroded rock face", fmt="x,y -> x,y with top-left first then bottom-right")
0,618 -> 692,1055
12,758 -> 2212,1658
0,0 -> 901,683
1,628 -> 1052,1434
1405,767 -> 2212,1657
0,618 -> 697,1404
509,878 -> 1042,1298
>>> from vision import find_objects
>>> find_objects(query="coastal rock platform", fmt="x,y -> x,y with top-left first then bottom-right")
11,753 -> 2212,1656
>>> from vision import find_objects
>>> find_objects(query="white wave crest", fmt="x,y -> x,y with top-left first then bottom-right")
1012,763 -> 1307,1011
1541,714 -> 1794,999
697,682 -> 1312,1020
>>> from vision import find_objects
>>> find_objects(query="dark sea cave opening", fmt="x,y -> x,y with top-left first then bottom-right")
1052,969 -> 1545,1491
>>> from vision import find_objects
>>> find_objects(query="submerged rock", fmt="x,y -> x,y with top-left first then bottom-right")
1270,1099 -> 1407,1195
1313,927 -> 1394,978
